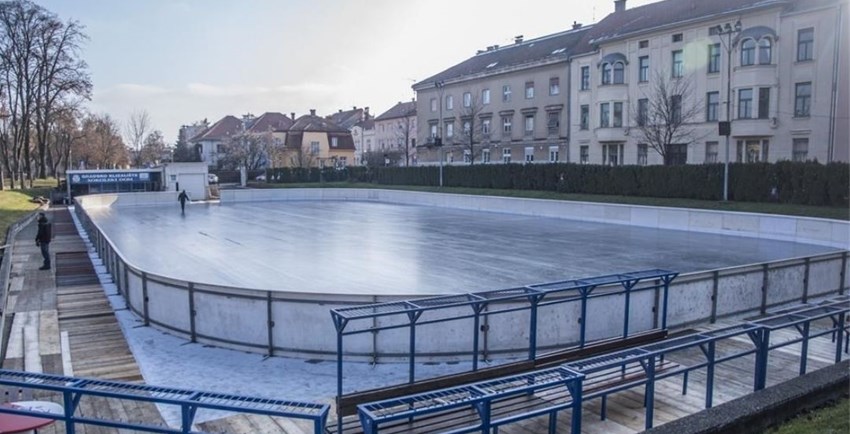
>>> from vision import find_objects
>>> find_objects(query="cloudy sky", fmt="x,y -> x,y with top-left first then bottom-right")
37,0 -> 655,143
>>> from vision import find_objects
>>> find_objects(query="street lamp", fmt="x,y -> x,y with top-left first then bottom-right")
714,20 -> 741,201
434,80 -> 445,187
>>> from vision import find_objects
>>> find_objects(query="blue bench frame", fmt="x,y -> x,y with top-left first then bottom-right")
0,370 -> 330,434
357,366 -> 584,434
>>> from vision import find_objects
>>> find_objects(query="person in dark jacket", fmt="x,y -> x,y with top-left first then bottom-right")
178,190 -> 189,214
35,212 -> 52,270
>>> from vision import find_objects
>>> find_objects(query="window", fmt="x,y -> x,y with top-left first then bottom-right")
462,120 -> 471,135
672,50 -> 683,77
708,43 -> 720,73
502,85 -> 511,102
792,138 -> 809,162
524,115 -> 534,133
463,150 -> 471,163
482,89 -> 490,104
637,144 -> 648,165
430,98 -> 437,112
738,88 -> 753,119
758,87 -> 770,119
600,103 -> 610,127
502,116 -> 512,134
482,148 -> 491,163
445,121 -> 453,138
706,92 -> 719,122
705,141 -> 718,163
638,56 -> 649,82
639,40 -> 649,49
429,123 -> 437,138
310,141 -> 319,155
741,39 -> 756,66
580,66 -> 590,90
549,77 -> 560,95
603,143 -> 623,166
613,102 -> 623,127
613,62 -> 625,84
463,92 -> 471,107
549,146 -> 559,162
445,95 -> 453,110
637,98 -> 648,126
665,143 -> 687,165
524,147 -> 534,162
602,63 -> 612,85
672,33 -> 683,42
525,81 -> 534,99
331,137 -> 338,148
502,148 -> 511,163
795,82 -> 811,117
797,28 -> 813,61
547,112 -> 560,135
671,95 -> 682,124
579,145 -> 589,164
580,105 -> 589,130
759,39 -> 772,64
482,118 -> 491,135
736,139 -> 769,163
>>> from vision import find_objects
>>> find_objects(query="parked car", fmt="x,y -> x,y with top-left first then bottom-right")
255,174 -> 266,182
207,173 -> 219,184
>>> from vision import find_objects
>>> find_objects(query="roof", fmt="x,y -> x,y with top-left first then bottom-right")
284,132 -> 356,150
414,27 -> 590,87
289,113 -> 351,133
325,108 -> 364,129
374,101 -> 416,121
189,115 -> 242,142
247,112 -> 293,134
580,0 -> 791,49
355,118 -> 375,130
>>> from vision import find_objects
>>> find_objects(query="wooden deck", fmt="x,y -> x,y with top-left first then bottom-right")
1,207 -> 165,433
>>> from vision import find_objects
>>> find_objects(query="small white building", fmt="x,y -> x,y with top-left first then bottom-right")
162,162 -> 209,200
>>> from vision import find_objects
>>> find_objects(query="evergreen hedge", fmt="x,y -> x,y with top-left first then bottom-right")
266,162 -> 849,207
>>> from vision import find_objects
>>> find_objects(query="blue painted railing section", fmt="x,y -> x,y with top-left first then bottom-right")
354,295 -> 848,433
0,370 -> 330,434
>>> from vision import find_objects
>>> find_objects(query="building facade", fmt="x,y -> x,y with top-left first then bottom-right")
413,0 -> 848,165
281,109 -> 355,168
373,101 -> 418,166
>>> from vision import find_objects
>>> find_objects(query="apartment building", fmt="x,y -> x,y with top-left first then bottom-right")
413,27 -> 588,165
413,0 -> 847,165
571,0 -> 848,165
374,101 -> 417,166
282,109 -> 355,168
326,107 -> 372,166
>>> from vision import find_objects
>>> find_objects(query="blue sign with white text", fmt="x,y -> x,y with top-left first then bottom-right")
70,172 -> 151,184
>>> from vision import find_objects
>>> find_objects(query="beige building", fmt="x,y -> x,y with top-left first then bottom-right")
374,101 -> 417,166
413,28 -> 587,165
413,0 -> 848,165
570,0 -> 849,165
282,109 -> 355,168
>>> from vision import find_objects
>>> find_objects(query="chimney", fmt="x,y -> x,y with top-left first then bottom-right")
353,106 -> 357,110
364,107 -> 369,116
310,109 -> 316,116
290,112 -> 295,120
338,109 -> 342,113
572,21 -> 582,30
614,0 -> 626,12
514,35 -> 524,44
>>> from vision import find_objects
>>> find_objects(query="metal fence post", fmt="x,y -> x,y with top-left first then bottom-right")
802,257 -> 810,303
840,251 -> 847,295
142,272 -> 150,326
267,291 -> 274,357
710,271 -> 719,323
760,264 -> 769,314
188,282 -> 196,343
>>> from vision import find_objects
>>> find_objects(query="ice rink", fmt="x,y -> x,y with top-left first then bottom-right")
85,200 -> 838,295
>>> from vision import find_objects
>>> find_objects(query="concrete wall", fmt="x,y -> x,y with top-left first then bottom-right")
75,191 -> 850,361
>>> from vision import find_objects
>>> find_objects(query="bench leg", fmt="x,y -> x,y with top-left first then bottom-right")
601,396 -> 607,420
682,371 -> 689,395
548,410 -> 557,434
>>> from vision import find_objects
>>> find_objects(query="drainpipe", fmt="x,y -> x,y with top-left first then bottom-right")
827,2 -> 843,162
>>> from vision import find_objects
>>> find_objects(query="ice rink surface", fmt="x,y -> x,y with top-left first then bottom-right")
86,200 -> 837,295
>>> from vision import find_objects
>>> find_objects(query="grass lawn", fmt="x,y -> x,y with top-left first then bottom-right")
0,178 -> 57,238
251,182 -> 849,221
765,398 -> 849,434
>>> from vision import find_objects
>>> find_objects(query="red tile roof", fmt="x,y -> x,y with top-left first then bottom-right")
190,115 -> 242,141
247,112 -> 293,134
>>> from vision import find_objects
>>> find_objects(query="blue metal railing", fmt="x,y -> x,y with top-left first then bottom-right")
331,269 -> 677,434
0,370 -> 330,434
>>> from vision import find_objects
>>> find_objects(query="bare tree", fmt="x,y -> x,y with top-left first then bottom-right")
219,132 -> 266,170
77,113 -> 126,169
138,130 -> 166,167
125,109 -> 150,167
288,147 -> 315,168
457,93 -> 486,165
393,108 -> 416,166
46,103 -> 83,181
632,72 -> 703,165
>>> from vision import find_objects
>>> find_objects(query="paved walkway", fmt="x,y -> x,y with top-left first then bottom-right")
1,206 -> 165,433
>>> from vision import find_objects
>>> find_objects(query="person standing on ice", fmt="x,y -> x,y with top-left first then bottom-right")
178,190 -> 190,214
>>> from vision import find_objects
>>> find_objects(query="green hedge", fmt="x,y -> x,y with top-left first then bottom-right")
266,162 -> 849,206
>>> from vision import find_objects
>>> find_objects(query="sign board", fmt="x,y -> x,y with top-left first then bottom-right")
70,172 -> 151,184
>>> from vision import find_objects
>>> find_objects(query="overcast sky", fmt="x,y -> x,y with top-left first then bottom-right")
37,0 -> 656,143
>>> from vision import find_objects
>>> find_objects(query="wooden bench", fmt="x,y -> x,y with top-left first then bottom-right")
332,329 -> 668,433
581,357 -> 681,421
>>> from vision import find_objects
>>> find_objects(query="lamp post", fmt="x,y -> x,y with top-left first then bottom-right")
434,80 -> 445,187
714,20 -> 741,201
